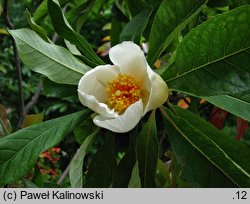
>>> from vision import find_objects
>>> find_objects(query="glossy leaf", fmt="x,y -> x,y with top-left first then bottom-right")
120,10 -> 151,44
0,109 -> 91,186
161,106 -> 250,187
147,0 -> 207,65
69,129 -> 97,188
163,6 -> 250,96
137,111 -> 158,187
205,94 -> 250,122
9,29 -> 90,85
48,0 -> 104,66
85,133 -> 117,187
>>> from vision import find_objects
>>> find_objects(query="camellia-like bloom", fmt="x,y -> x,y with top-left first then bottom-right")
78,41 -> 168,133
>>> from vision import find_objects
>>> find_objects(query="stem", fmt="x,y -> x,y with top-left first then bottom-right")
3,0 -> 25,129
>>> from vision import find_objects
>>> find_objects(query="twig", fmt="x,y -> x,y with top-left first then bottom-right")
3,0 -> 25,128
57,163 -> 70,185
16,80 -> 43,129
24,80 -> 43,114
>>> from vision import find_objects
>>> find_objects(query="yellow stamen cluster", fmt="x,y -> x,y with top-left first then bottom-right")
106,74 -> 143,113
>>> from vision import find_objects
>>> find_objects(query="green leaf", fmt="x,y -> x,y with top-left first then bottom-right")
205,93 -> 250,122
207,0 -> 233,7
126,0 -> 148,17
160,106 -> 250,187
43,78 -> 77,98
120,9 -> 151,44
232,0 -> 250,7
9,28 -> 90,85
137,111 -> 158,187
22,178 -> 39,188
163,6 -> 250,96
48,0 -> 104,66
33,0 -> 48,23
0,109 -> 91,186
25,9 -> 51,43
69,129 -> 97,188
128,161 -> 141,188
155,159 -> 171,187
112,128 -> 137,187
22,112 -> 44,128
73,117 -> 98,144
147,0 -> 207,65
65,0 -> 95,32
85,132 -> 117,187
111,17 -> 122,46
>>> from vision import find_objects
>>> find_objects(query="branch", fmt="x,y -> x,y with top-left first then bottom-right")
24,80 -> 43,115
57,163 -> 70,185
3,0 -> 25,128
16,80 -> 43,129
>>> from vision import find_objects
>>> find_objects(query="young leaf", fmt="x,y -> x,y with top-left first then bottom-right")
120,10 -> 151,44
85,132 -> 117,187
9,28 -> 90,85
47,0 -> 104,66
147,0 -> 207,65
0,109 -> 91,186
69,129 -> 98,188
137,111 -> 158,187
161,106 -> 250,187
205,94 -> 250,122
163,6 -> 250,96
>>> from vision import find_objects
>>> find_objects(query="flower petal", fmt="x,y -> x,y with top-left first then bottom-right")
109,41 -> 148,83
78,90 -> 118,118
78,65 -> 119,102
143,65 -> 168,115
78,65 -> 119,118
93,99 -> 143,133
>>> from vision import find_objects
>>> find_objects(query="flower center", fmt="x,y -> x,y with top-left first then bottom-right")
106,74 -> 143,113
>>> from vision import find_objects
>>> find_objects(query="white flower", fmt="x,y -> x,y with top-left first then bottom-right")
78,41 -> 168,133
